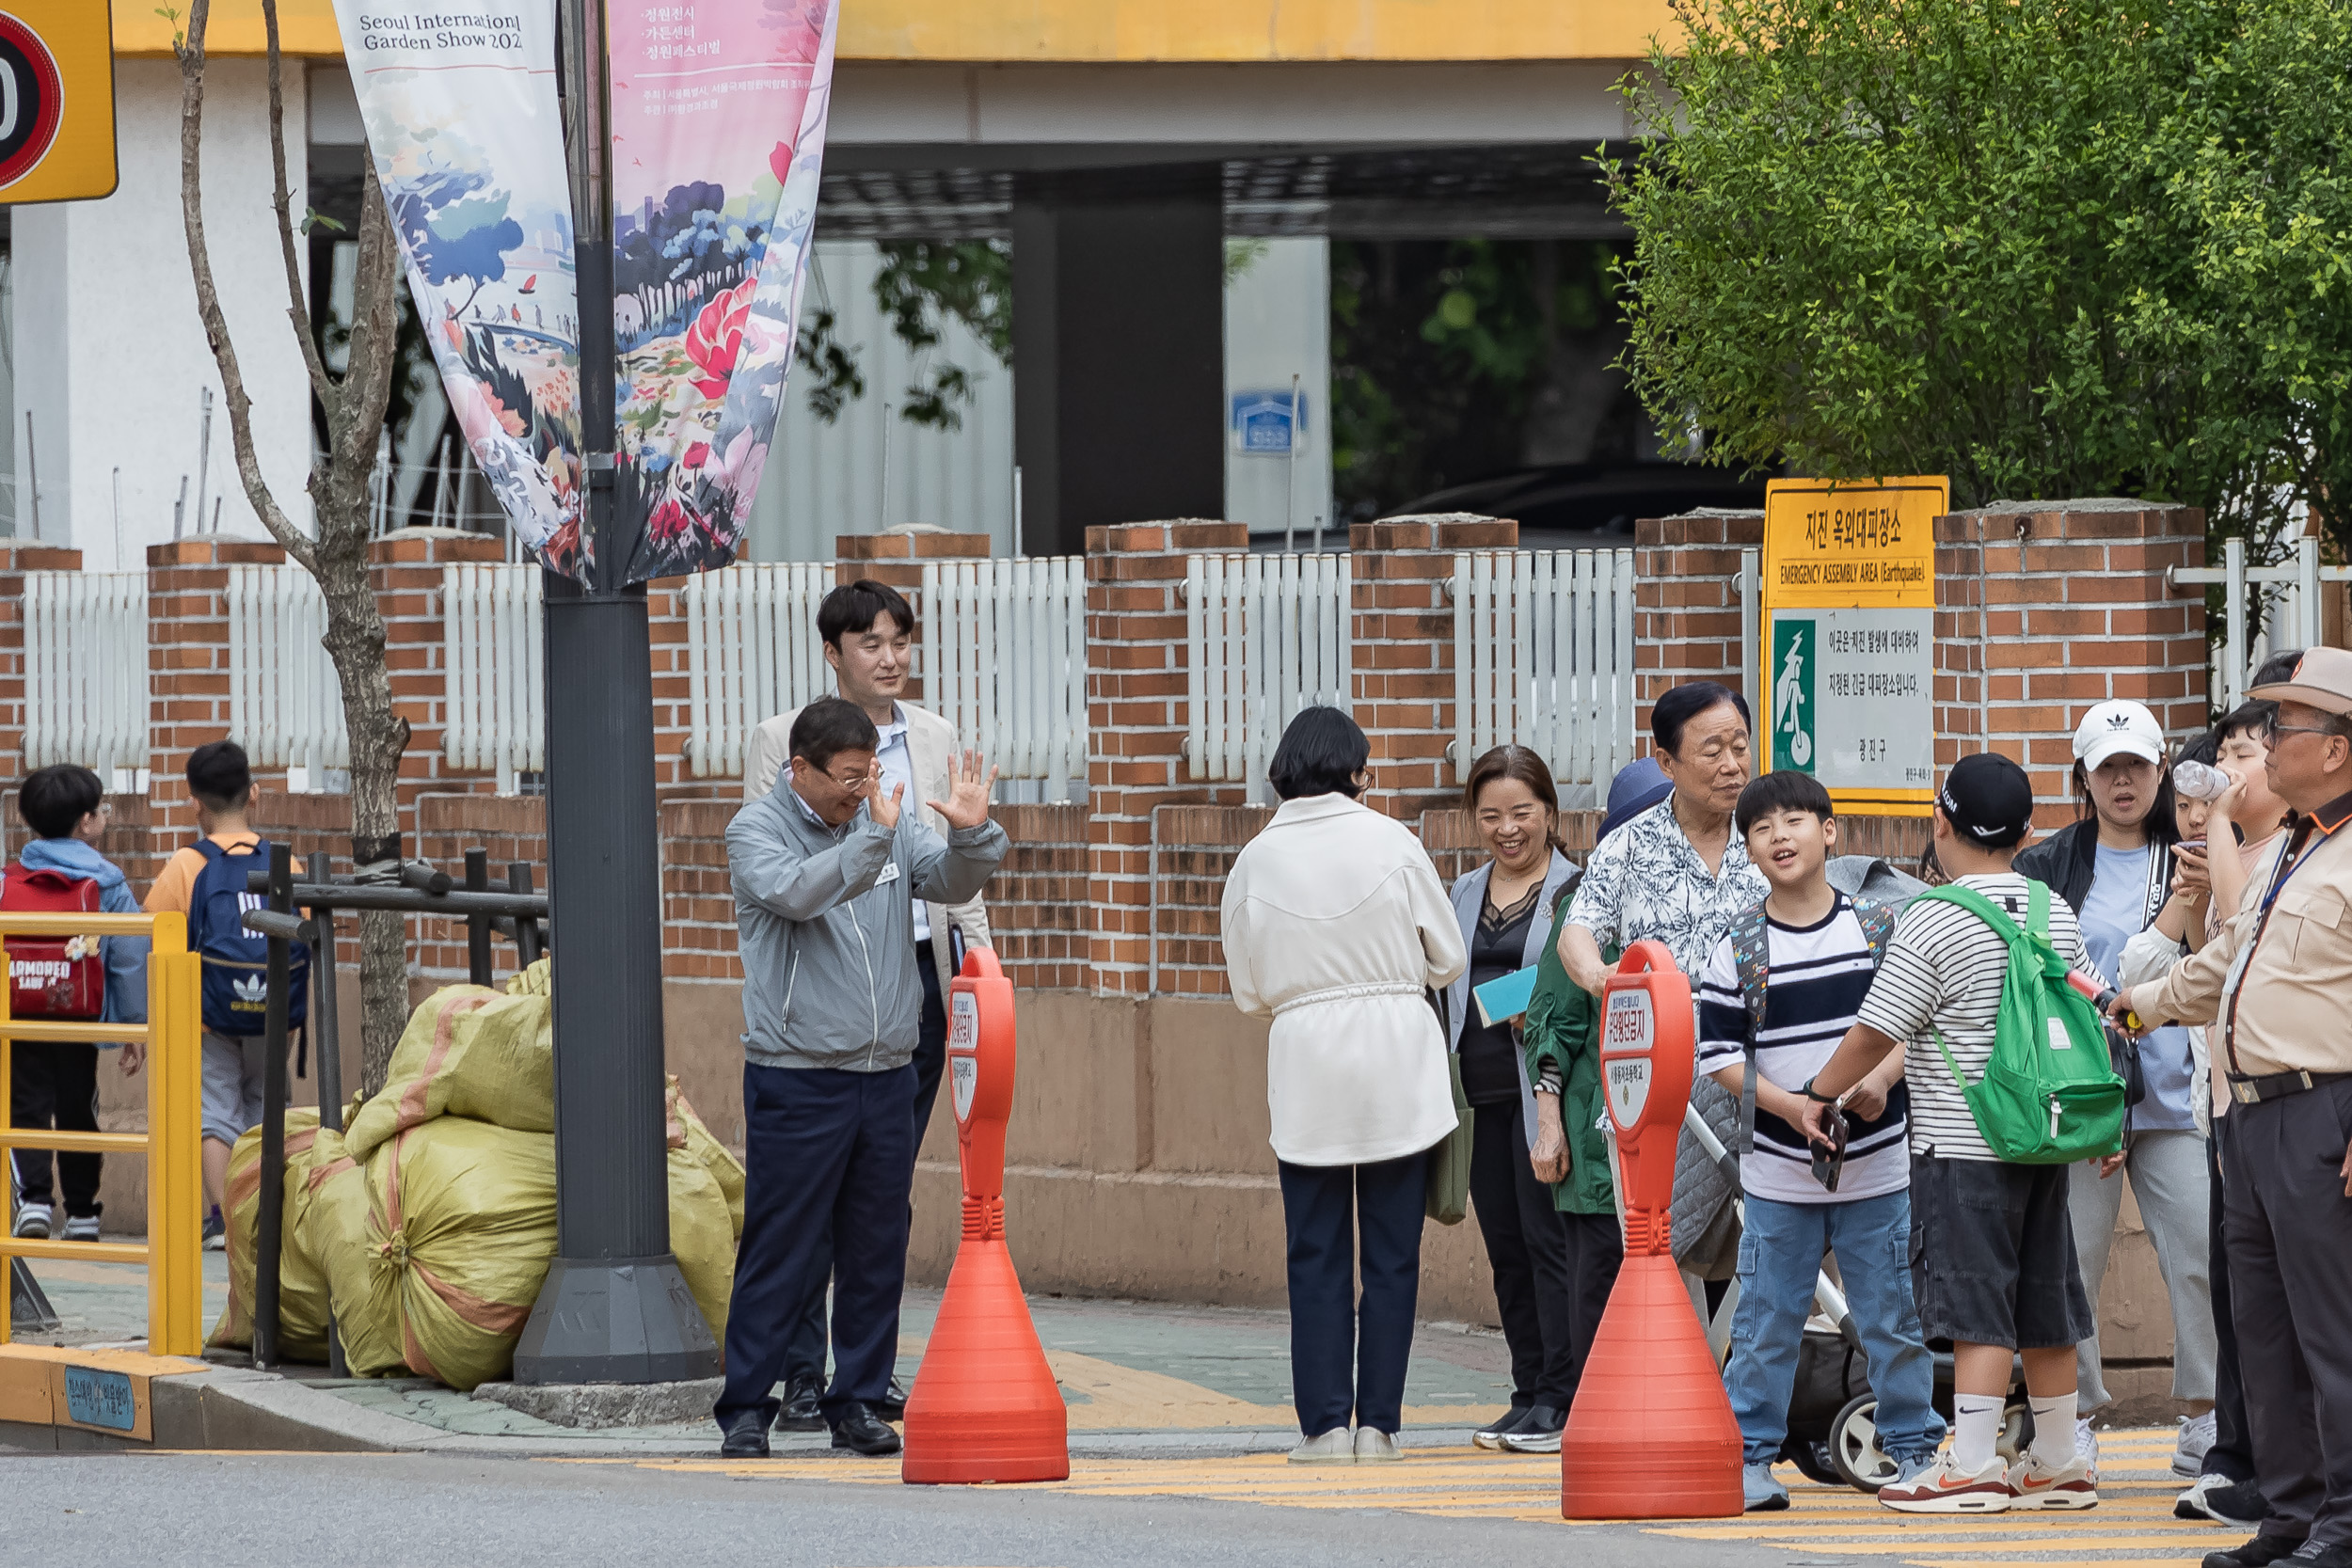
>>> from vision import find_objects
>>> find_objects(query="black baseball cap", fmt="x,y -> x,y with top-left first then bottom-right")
1937,752 -> 2036,849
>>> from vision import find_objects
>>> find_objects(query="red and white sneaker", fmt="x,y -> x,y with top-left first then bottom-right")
2007,1451 -> 2099,1510
1880,1450 -> 2011,1513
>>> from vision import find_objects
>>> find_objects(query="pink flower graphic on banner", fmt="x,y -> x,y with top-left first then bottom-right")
681,440 -> 711,469
646,495 -> 691,547
684,277 -> 756,402
769,140 -> 791,186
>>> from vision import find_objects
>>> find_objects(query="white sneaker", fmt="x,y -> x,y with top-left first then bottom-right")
1288,1428 -> 1356,1465
2008,1450 -> 2100,1511
2075,1417 -> 2102,1476
1353,1427 -> 1402,1463
2174,1411 -> 2218,1480
1879,1449 -> 2011,1513
10,1202 -> 52,1240
60,1213 -> 100,1243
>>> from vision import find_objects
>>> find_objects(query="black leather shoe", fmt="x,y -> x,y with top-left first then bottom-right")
718,1410 -> 771,1459
2202,1535 -> 2308,1568
777,1373 -> 825,1433
831,1401 -> 903,1456
873,1376 -> 910,1422
1498,1403 -> 1566,1454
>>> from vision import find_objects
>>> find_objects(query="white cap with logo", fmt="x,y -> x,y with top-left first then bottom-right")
2073,699 -> 2166,772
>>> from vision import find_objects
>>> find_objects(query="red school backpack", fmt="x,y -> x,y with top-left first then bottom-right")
2,863 -> 107,1021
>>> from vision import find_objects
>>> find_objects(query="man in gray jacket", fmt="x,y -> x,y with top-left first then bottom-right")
715,697 -> 1008,1459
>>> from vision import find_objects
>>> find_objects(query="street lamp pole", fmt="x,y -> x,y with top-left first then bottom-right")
512,0 -> 721,1386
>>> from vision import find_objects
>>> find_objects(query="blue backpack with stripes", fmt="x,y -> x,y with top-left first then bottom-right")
187,839 -> 309,1037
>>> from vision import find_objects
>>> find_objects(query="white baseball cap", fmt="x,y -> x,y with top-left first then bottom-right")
2073,699 -> 2166,771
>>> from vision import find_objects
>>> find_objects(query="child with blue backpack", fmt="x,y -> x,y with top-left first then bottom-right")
7,766 -> 147,1243
142,741 -> 305,1250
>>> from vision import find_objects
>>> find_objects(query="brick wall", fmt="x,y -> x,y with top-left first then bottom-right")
0,540 -> 83,776
988,802 -> 1089,990
1935,502 -> 2205,822
1632,508 -> 1762,744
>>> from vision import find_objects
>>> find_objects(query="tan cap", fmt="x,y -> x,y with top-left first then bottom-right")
2250,645 -> 2352,717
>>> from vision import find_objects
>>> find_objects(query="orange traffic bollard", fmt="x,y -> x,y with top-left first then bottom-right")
1561,940 -> 1743,1520
900,947 -> 1070,1484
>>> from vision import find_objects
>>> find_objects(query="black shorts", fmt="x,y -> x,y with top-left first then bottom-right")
1909,1153 -> 2095,1352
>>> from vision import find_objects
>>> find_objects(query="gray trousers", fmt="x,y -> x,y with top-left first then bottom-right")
2069,1127 -> 2217,1408
2223,1080 -> 2352,1548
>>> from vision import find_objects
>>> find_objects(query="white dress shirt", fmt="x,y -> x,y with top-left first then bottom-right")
873,706 -> 930,943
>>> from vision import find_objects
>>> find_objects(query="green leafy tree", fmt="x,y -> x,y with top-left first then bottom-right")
1605,0 -> 2350,565
794,239 -> 1010,430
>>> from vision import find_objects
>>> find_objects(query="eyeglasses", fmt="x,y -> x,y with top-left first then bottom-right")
2266,721 -> 2343,743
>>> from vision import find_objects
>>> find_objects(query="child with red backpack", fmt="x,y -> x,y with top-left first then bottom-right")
7,765 -> 148,1243
141,741 -> 305,1251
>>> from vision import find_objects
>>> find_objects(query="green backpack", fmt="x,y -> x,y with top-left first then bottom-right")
1915,880 -> 2126,1164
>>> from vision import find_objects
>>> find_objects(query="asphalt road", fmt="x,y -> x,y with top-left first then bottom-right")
4,1451 -> 1791,1568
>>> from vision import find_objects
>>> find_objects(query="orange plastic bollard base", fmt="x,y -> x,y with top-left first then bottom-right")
1560,1251 -> 1743,1520
900,1235 -> 1070,1485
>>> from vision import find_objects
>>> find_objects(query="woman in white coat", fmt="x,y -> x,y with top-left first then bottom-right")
1221,707 -> 1469,1465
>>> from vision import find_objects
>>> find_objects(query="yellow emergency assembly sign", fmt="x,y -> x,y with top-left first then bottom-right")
0,6 -> 116,205
1760,477 -> 1949,813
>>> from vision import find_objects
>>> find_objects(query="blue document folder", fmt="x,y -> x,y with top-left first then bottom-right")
1472,963 -> 1541,1028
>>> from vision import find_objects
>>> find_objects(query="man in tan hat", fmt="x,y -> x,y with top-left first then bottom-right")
2117,646 -> 2352,1568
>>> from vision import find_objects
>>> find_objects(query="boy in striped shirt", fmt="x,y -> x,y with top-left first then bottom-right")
1802,752 -> 2102,1514
1698,771 -> 1940,1512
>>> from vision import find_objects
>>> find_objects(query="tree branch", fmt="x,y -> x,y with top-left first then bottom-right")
323,158 -> 402,541
264,0 -> 336,416
174,0 -> 317,576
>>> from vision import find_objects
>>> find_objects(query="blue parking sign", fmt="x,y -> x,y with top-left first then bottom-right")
1231,390 -> 1307,453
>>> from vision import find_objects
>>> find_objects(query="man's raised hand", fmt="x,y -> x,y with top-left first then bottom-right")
863,773 -> 906,830
938,749 -> 998,830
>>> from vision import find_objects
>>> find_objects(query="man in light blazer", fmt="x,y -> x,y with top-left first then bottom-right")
742,578 -> 994,1428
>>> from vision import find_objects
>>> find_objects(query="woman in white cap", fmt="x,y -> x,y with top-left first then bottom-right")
2014,698 -> 2215,1478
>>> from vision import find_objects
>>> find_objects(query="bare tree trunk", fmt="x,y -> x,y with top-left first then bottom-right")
174,0 -> 412,1096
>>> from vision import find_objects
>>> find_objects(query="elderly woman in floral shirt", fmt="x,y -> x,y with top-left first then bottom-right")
1542,679 -> 1766,1287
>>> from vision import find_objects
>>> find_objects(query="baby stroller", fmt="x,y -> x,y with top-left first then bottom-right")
1686,1107 -> 2034,1493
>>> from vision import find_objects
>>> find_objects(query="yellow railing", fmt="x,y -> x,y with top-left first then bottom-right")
0,911 -> 203,1354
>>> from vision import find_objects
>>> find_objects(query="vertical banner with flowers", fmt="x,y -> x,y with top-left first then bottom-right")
607,0 -> 839,583
331,2 -> 583,562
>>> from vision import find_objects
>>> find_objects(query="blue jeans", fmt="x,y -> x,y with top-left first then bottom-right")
1726,1190 -> 1943,1466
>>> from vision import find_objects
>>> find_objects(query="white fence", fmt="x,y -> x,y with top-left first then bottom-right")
681,562 -> 838,779
921,558 -> 1088,796
1453,548 -> 1639,794
1185,552 -> 1353,791
227,564 -> 348,784
22,571 -> 149,779
2179,533 -> 2350,711
442,563 -> 546,794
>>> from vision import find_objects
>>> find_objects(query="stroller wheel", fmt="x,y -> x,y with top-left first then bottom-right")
1830,1395 -> 1900,1492
1786,1438 -> 1844,1487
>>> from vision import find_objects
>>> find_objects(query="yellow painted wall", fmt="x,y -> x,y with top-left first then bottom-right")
116,0 -> 1677,61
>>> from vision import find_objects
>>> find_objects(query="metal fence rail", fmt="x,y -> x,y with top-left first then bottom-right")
922,556 -> 1088,794
681,562 -> 836,779
227,564 -> 348,782
442,563 -> 546,794
22,571 -> 148,776
1453,548 -> 1638,793
1186,551 -> 1353,791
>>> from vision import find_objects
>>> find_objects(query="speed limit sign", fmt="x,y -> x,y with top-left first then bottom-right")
0,7 -> 116,205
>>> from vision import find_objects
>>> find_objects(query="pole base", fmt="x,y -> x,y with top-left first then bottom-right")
510,1254 -> 721,1386
9,1257 -> 61,1333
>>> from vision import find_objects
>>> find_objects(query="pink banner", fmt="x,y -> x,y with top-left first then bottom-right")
598,0 -> 839,584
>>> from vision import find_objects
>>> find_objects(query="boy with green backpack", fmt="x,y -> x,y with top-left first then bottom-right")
1802,752 -> 2126,1514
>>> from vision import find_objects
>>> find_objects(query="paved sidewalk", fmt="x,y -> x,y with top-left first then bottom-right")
10,1244 -> 1513,1453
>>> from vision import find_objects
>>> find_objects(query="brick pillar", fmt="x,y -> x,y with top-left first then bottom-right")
1350,513 -> 1515,820
369,528 -> 505,820
1632,508 -> 1764,747
147,537 -> 289,848
1935,502 -> 2206,824
1084,519 -> 1248,997
0,540 -> 83,781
